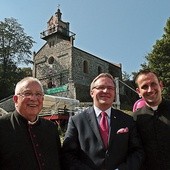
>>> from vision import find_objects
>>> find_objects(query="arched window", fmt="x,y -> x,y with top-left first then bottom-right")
83,60 -> 88,73
98,66 -> 102,74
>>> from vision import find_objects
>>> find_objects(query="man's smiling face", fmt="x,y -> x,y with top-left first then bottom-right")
13,80 -> 44,121
136,72 -> 163,107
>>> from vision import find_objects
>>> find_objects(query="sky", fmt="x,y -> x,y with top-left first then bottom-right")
0,0 -> 170,75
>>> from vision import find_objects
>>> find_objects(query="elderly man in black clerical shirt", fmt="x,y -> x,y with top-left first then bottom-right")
0,77 -> 61,170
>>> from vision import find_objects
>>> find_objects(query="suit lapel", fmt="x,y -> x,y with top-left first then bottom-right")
85,107 -> 123,149
85,107 -> 104,147
108,108 -> 122,147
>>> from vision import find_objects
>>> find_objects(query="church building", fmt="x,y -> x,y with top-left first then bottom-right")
33,8 -> 122,103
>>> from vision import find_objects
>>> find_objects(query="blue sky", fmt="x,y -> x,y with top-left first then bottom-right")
1,0 -> 170,75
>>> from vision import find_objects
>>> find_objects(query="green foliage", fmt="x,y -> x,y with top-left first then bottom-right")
122,71 -> 131,81
142,17 -> 170,99
0,18 -> 35,100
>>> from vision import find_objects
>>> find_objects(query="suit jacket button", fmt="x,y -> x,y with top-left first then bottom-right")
105,151 -> 109,157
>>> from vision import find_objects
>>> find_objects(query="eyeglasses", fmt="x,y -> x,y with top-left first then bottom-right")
93,85 -> 115,91
17,92 -> 44,98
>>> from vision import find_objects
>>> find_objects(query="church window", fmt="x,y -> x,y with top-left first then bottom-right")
98,66 -> 102,74
83,60 -> 88,73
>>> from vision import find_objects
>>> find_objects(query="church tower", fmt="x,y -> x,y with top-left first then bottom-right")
40,8 -> 75,44
33,7 -> 76,96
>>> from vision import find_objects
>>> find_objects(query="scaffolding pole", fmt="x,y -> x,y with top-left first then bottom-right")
114,77 -> 120,109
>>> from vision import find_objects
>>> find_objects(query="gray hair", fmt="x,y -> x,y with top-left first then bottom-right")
15,77 -> 44,95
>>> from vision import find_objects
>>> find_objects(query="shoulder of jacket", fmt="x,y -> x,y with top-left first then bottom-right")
111,108 -> 134,122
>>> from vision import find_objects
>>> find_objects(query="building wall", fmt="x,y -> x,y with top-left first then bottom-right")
33,37 -> 73,93
71,47 -> 122,102
33,39 -> 122,102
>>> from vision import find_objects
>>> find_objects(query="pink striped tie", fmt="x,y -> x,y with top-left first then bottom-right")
99,112 -> 109,148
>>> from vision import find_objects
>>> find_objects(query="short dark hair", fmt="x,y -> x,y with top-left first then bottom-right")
134,69 -> 160,87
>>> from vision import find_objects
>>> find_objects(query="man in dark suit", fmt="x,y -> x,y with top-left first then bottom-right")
62,73 -> 144,170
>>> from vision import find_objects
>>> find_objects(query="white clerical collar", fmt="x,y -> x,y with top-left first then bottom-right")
28,116 -> 39,125
151,106 -> 158,111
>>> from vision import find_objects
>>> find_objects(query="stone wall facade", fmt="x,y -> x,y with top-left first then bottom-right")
33,37 -> 122,102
